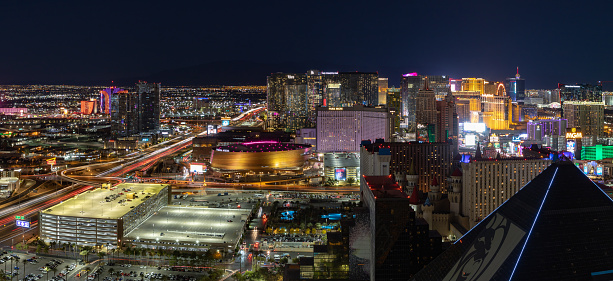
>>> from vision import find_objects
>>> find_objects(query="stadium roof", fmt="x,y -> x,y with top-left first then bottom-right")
412,161 -> 613,281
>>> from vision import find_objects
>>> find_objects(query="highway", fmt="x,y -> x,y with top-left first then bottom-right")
0,133 -> 203,248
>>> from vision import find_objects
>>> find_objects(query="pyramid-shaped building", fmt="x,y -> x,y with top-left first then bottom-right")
412,161 -> 613,281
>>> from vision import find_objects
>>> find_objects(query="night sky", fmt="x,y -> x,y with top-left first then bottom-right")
2,0 -> 612,88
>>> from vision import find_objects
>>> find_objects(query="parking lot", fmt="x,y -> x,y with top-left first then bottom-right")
99,264 -> 208,281
125,206 -> 250,250
0,252 -> 82,281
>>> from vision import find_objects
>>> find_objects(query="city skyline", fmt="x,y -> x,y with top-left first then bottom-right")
1,1 -> 613,88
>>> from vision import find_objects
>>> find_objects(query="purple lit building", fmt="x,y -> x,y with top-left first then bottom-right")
100,87 -> 127,114
526,118 -> 568,151
527,119 -> 567,141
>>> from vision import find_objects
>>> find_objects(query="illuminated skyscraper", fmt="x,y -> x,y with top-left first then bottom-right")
316,105 -> 391,152
461,78 -> 485,93
99,87 -> 127,114
111,90 -> 138,138
400,74 -> 449,134
562,101 -> 604,140
377,77 -> 388,105
559,83 -> 602,102
306,70 -> 323,126
136,81 -> 161,133
267,71 -> 379,131
506,67 -> 525,102
266,73 -> 308,131
110,82 -> 161,139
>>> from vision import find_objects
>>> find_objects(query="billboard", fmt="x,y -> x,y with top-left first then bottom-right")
222,117 -> 231,126
335,168 -> 347,181
566,140 -> 576,154
465,134 -> 476,146
207,125 -> 218,135
190,163 -> 205,174
16,220 -> 30,228
566,128 -> 582,139
462,123 -> 486,133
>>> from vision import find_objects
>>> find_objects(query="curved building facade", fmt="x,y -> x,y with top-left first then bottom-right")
211,141 -> 311,172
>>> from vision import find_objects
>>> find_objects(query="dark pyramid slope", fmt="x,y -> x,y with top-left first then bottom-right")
412,161 -> 613,281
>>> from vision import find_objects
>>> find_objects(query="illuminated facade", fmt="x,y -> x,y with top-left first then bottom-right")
481,95 -> 512,130
136,82 -> 161,133
100,87 -> 127,114
80,100 -> 98,115
111,91 -> 138,138
559,83 -> 602,102
377,77 -> 388,105
400,74 -> 449,133
361,141 -> 453,193
316,105 -> 391,152
562,101 -> 604,138
386,87 -> 401,135
461,78 -> 485,93
267,71 -> 379,131
527,119 -> 568,141
210,141 -> 311,172
460,158 -> 550,228
506,68 -> 525,102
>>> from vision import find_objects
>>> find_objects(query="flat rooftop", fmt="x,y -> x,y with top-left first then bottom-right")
42,183 -> 168,220
125,206 -> 250,246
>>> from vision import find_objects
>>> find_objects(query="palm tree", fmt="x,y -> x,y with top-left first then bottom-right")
96,252 -> 106,263
21,260 -> 26,279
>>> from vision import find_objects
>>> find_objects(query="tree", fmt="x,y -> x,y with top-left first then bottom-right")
97,252 -> 106,263
346,177 -> 355,185
21,260 -> 26,279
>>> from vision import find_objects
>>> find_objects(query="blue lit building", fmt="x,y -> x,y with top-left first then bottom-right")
506,69 -> 525,102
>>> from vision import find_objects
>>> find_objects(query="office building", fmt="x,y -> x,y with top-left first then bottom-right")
40,183 -> 170,246
506,68 -> 525,102
316,105 -> 391,152
460,158 -> 550,228
359,175 -> 441,280
361,141 -> 453,193
562,101 -> 604,140
412,161 -> 613,281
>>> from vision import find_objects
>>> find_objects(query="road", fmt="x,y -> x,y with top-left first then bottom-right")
0,133 -> 204,249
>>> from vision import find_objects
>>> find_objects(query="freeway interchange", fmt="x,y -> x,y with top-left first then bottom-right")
0,133 -> 200,249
